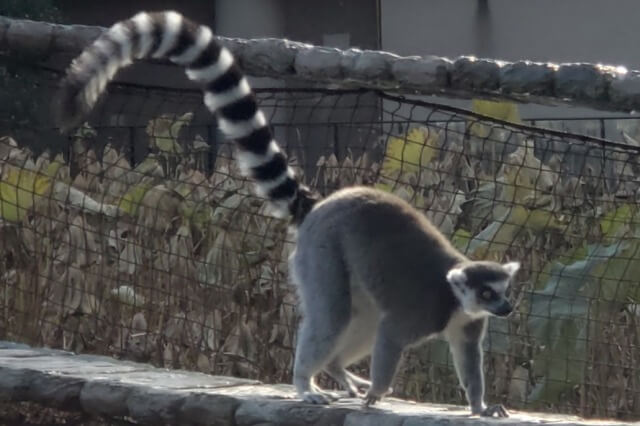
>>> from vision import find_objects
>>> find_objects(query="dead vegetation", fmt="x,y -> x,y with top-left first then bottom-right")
1,112 -> 640,420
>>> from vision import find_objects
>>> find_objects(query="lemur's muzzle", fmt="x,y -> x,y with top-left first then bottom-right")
493,300 -> 513,317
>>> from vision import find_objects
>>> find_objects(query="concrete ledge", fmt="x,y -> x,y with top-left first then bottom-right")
0,342 -> 631,426
2,16 -> 640,112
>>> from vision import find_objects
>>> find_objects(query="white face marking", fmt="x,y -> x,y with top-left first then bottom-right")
170,25 -> 213,65
447,267 -> 488,317
487,279 -> 509,293
446,265 -> 511,318
457,290 -> 491,318
152,11 -> 183,58
446,267 -> 466,287
186,47 -> 234,83
503,261 -> 520,277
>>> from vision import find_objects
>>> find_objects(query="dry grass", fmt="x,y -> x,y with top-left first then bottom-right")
1,116 -> 640,420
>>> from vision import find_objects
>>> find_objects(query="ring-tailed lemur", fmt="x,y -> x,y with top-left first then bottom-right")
56,11 -> 519,418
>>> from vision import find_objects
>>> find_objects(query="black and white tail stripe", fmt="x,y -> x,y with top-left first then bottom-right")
57,10 -> 316,220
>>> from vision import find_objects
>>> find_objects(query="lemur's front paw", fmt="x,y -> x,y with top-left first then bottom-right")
478,404 -> 509,418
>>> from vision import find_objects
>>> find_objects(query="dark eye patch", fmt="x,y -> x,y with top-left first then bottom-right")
480,288 -> 497,301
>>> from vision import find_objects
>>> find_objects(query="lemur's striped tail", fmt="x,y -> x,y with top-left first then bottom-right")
56,10 -> 318,222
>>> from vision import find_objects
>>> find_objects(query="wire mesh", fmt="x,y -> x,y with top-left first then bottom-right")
1,78 -> 640,421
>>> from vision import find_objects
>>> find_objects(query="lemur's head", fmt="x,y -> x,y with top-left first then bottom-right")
446,261 -> 520,318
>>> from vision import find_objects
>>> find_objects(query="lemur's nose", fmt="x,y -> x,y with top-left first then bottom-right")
494,300 -> 513,317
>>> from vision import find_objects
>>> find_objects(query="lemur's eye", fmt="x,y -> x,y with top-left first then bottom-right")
481,289 -> 494,300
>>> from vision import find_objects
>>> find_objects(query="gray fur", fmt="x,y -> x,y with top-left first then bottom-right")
57,10 -> 520,419
290,187 -> 518,417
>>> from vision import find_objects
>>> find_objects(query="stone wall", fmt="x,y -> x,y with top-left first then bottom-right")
2,16 -> 640,112
0,341 -> 630,426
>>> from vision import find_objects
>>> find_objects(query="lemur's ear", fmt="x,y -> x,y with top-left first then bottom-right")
446,267 -> 467,287
503,261 -> 520,277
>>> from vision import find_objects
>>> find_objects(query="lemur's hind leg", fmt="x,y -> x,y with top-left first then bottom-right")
323,286 -> 379,397
291,250 -> 352,405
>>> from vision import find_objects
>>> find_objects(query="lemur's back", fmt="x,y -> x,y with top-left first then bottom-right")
57,12 -> 518,414
292,186 -> 465,332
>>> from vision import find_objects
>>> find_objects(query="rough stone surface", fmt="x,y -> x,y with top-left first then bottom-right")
391,56 -> 451,90
176,393 -> 240,426
610,70 -> 640,112
79,380 -> 133,418
3,16 -> 640,112
499,61 -> 555,96
349,50 -> 397,83
125,387 -> 188,425
4,18 -> 53,56
555,63 -> 611,102
0,341 -> 634,426
241,38 -> 299,75
295,46 -> 346,80
451,56 -> 501,92
49,23 -> 103,53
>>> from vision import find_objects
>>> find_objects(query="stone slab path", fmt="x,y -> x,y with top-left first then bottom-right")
0,341 -> 635,425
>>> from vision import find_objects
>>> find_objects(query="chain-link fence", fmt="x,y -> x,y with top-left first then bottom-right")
1,66 -> 640,420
